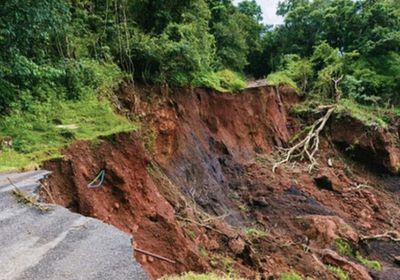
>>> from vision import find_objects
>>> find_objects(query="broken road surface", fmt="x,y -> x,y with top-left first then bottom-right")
0,170 -> 149,280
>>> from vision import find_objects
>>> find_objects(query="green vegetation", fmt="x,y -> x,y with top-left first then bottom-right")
327,265 -> 350,280
244,227 -> 269,240
356,253 -> 382,271
334,239 -> 382,271
280,272 -> 303,280
265,0 -> 400,105
267,72 -> 298,92
336,99 -> 391,128
0,0 -> 265,171
195,70 -> 246,93
199,247 -> 209,258
0,97 -> 136,172
335,239 -> 354,257
162,272 -> 246,280
210,255 -> 235,275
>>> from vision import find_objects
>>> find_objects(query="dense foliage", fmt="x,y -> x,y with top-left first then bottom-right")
3,0 -> 399,112
1,0 -> 400,170
0,0 -> 265,114
264,0 -> 400,105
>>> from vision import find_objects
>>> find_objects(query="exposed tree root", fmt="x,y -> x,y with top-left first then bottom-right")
273,105 -> 336,173
360,231 -> 400,242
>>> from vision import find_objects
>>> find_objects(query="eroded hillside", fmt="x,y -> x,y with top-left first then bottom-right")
41,84 -> 400,280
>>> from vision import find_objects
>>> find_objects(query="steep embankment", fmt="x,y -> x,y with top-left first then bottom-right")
42,84 -> 400,280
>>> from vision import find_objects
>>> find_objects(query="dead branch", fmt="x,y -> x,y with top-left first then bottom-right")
273,106 -> 336,173
360,231 -> 400,242
332,75 -> 344,102
8,178 -> 49,213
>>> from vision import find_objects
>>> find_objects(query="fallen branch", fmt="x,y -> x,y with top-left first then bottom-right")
273,106 -> 336,173
360,231 -> 400,242
8,178 -> 49,213
134,247 -> 176,264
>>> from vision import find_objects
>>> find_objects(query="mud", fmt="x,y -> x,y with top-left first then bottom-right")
42,84 -> 400,279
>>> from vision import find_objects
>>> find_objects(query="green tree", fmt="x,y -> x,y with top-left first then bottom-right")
238,0 -> 263,22
156,0 -> 216,86
264,0 -> 400,103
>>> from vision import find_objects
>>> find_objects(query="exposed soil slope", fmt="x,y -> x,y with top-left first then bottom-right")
42,84 -> 400,280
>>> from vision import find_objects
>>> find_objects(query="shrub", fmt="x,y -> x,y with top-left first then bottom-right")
266,72 -> 298,91
194,70 -> 246,92
216,70 -> 246,92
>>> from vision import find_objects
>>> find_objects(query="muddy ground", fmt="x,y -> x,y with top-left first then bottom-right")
42,84 -> 400,279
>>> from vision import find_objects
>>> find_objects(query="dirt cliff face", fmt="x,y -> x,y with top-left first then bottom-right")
42,84 -> 400,279
331,114 -> 400,174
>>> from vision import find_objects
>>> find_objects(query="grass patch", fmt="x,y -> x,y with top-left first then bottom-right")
280,272 -> 303,280
327,265 -> 350,280
356,253 -> 382,271
162,272 -> 246,280
0,96 -> 136,172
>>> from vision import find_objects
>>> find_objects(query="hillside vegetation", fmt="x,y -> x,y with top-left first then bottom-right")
1,0 -> 400,170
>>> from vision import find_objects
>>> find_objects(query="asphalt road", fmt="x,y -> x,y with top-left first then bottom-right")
0,170 -> 149,280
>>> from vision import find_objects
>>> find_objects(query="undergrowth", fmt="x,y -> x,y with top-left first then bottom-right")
336,99 -> 391,128
292,98 -> 394,128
